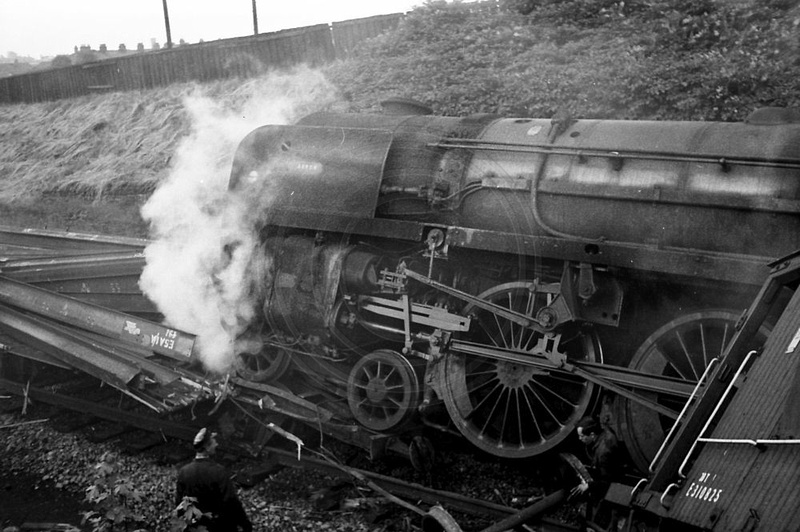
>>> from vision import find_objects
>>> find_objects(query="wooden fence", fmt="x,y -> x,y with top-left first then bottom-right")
0,13 -> 403,105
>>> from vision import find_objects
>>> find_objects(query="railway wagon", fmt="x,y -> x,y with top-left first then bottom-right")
610,250 -> 800,531
222,102 -> 800,471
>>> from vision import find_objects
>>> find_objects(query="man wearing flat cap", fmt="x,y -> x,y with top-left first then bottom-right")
176,427 -> 253,531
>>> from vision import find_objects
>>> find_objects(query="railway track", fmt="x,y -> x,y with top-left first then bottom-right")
0,368 -> 580,532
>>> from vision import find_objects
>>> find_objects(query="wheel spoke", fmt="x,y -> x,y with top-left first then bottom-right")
521,329 -> 537,352
531,379 -> 581,408
464,367 -> 500,378
471,380 -> 504,418
524,382 -> 563,428
652,345 -> 692,381
465,371 -> 497,396
493,312 -> 510,349
519,386 -> 544,442
499,389 -> 512,444
674,330 -> 700,380
514,389 -> 524,446
525,290 -> 537,316
382,366 -> 397,381
478,385 -> 507,437
719,322 -> 730,357
700,323 -> 709,369
386,396 -> 403,407
477,319 -> 502,348
506,292 -> 518,349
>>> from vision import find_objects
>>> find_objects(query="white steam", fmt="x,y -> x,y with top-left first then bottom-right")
139,67 -> 340,374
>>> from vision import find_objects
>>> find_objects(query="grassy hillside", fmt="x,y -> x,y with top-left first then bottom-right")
0,69 -> 341,234
0,0 -> 798,236
325,0 -> 800,119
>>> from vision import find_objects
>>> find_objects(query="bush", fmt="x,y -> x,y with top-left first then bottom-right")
82,453 -> 146,532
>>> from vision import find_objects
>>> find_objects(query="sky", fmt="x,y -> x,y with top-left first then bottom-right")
0,0 -> 423,59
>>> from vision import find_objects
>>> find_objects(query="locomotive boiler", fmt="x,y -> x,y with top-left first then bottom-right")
225,102 -> 800,471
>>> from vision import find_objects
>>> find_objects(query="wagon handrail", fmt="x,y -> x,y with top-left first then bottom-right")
649,357 -> 720,473
677,350 -> 758,478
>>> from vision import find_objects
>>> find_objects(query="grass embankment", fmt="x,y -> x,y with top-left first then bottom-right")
1,0 -> 798,236
0,69 -> 340,235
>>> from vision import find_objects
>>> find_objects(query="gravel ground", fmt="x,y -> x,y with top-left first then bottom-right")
0,395 -> 582,532
0,405 -> 411,532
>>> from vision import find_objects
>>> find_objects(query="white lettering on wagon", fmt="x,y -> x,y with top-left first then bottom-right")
150,328 -> 178,351
684,471 -> 723,503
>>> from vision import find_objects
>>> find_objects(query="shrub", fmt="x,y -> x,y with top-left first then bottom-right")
82,452 -> 146,532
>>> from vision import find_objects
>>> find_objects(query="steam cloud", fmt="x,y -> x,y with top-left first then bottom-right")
139,67 -> 339,374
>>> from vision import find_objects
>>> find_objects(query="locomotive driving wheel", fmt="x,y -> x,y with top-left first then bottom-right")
438,281 -> 599,458
618,310 -> 770,472
347,349 -> 422,432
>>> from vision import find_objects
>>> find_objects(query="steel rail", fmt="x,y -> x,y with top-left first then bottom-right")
0,251 -> 146,281
0,225 -> 148,253
0,275 -> 194,360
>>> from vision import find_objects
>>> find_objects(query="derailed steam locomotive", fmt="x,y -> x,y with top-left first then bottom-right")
226,102 -> 800,472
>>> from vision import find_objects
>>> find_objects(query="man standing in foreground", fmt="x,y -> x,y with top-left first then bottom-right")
176,427 -> 253,532
570,416 -> 626,531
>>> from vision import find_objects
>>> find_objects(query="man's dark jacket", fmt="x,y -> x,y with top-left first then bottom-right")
585,428 -> 625,500
176,456 -> 252,532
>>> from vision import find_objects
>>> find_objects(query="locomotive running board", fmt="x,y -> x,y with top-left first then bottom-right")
261,209 -> 771,287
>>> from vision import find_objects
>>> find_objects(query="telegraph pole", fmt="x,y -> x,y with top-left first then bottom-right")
252,0 -> 259,35
162,0 -> 173,48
